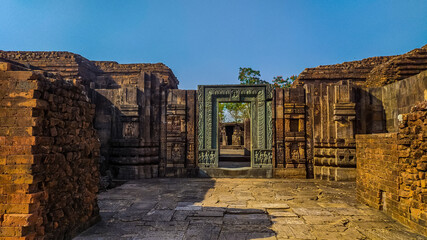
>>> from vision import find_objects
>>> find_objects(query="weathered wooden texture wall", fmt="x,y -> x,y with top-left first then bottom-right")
163,89 -> 198,177
356,101 -> 427,235
0,65 -> 100,239
358,70 -> 427,133
306,81 -> 357,181
272,87 -> 308,178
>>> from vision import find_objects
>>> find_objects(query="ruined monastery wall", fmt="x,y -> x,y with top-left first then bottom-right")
272,87 -> 308,178
356,101 -> 427,235
0,64 -> 100,239
360,70 -> 427,132
0,51 -> 180,180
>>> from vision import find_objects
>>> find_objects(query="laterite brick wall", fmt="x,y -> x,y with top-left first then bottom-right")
356,101 -> 427,235
0,66 -> 100,239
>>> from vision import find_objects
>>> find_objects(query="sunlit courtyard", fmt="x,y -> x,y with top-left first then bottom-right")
77,179 -> 425,239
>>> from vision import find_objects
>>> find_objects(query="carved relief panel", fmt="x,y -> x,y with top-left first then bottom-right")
164,89 -> 198,176
272,87 -> 307,171
197,84 -> 273,168
307,80 -> 357,181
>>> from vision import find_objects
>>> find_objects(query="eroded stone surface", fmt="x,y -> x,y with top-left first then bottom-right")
76,178 -> 425,239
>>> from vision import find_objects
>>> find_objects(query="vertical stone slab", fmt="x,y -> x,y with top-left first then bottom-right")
164,89 -> 198,177
186,90 -> 197,169
304,84 -> 314,178
244,118 -> 251,155
159,83 -> 168,177
273,87 -> 307,178
312,80 -> 357,181
274,88 -> 285,168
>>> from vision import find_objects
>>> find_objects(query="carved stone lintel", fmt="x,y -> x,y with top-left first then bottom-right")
198,85 -> 273,168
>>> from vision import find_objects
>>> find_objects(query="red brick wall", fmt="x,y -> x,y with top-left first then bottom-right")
356,101 -> 427,236
356,133 -> 399,209
0,66 -> 100,239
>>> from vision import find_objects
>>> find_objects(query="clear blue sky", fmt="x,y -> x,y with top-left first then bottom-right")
1,1 -> 426,89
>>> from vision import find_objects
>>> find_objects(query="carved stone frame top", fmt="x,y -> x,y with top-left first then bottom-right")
197,84 -> 273,168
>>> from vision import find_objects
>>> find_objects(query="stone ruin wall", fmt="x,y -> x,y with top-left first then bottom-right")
0,51 -> 98,92
91,61 -> 179,180
366,44 -> 427,87
295,56 -> 394,86
164,89 -> 198,177
0,64 -> 100,239
295,44 -> 427,88
305,81 -> 358,181
0,45 -> 427,236
359,70 -> 427,133
0,46 -> 426,183
295,45 -> 427,235
293,44 -> 427,182
0,51 -> 180,181
272,87 -> 308,178
356,101 -> 427,235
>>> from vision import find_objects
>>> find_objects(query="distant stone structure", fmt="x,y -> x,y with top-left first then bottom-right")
0,44 -> 426,237
219,123 -> 245,148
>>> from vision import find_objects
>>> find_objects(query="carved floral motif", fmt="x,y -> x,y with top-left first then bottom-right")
198,85 -> 273,168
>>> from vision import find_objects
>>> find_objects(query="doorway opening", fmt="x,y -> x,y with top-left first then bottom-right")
218,102 -> 251,168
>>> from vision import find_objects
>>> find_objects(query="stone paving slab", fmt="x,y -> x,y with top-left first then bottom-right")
76,178 -> 426,240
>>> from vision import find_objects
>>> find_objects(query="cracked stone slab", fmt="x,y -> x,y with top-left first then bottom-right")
184,223 -> 221,240
247,201 -> 290,209
175,202 -> 203,211
223,213 -> 271,225
76,178 -> 427,239
142,209 -> 175,222
267,210 -> 298,217
292,207 -> 334,216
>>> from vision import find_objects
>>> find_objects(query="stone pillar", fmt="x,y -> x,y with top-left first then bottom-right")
244,118 -> 251,155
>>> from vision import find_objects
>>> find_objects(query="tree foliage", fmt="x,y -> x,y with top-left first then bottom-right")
219,67 -> 296,123
272,75 -> 297,88
238,67 -> 269,85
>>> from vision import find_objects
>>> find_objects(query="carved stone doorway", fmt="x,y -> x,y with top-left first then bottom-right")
197,84 -> 273,176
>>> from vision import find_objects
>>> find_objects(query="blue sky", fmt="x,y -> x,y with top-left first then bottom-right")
1,0 -> 426,89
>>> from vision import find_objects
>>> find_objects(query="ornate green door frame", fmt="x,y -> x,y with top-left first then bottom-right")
197,84 -> 273,168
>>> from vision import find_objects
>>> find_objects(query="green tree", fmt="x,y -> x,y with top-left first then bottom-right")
272,75 -> 297,88
221,67 -> 289,123
223,102 -> 250,123
238,67 -> 269,85
218,103 -> 226,123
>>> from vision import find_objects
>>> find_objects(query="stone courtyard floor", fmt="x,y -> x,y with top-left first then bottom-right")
76,178 -> 426,240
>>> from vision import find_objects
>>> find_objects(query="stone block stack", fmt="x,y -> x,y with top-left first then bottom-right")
396,100 -> 427,234
366,44 -> 427,87
356,100 -> 427,235
0,64 -> 100,239
356,133 -> 399,208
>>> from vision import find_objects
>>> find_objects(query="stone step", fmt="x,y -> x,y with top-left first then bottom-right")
218,161 -> 251,168
199,167 -> 272,178
219,155 -> 250,162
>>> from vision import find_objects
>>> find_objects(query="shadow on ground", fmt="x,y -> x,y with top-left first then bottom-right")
76,178 -> 426,240
76,178 -> 275,239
